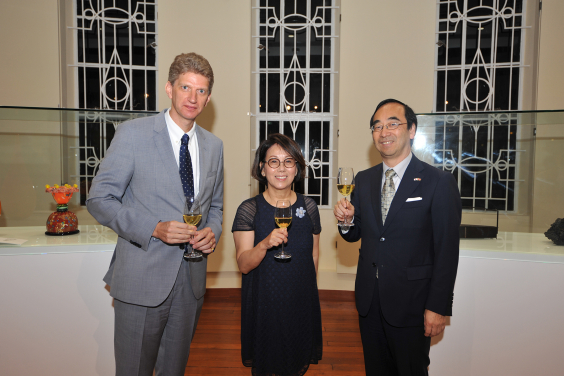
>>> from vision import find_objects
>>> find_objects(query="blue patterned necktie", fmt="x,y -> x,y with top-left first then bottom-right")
381,169 -> 397,224
179,134 -> 195,198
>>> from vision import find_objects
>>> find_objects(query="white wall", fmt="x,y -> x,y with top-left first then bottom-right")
0,0 -> 60,107
537,0 -> 564,110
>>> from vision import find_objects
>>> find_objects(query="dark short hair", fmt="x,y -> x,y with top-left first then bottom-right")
251,133 -> 307,186
370,98 -> 417,131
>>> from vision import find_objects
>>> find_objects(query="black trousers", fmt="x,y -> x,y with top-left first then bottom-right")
358,279 -> 431,376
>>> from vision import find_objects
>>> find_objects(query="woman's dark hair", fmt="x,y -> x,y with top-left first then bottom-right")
251,133 -> 307,186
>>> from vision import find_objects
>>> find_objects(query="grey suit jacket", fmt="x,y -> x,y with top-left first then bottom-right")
87,110 -> 224,306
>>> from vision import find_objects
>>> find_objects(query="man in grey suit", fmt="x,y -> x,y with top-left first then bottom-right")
87,52 -> 223,376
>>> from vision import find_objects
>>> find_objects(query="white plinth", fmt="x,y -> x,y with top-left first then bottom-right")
0,226 -> 116,376
430,232 -> 564,376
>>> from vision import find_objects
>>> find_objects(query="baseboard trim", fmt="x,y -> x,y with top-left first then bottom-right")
204,287 -> 355,302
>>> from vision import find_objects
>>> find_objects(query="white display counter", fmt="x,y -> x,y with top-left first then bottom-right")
1,227 -> 563,375
0,226 -> 116,376
432,232 -> 564,376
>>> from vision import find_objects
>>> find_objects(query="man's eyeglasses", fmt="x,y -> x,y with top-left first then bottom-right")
370,122 -> 407,133
265,158 -> 296,169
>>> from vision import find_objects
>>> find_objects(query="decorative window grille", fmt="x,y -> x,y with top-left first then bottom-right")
252,0 -> 339,207
428,112 -> 522,212
71,0 -> 158,204
75,0 -> 158,111
432,0 -> 528,211
71,110 -> 156,205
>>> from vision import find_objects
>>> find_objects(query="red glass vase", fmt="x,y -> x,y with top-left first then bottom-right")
45,191 -> 79,236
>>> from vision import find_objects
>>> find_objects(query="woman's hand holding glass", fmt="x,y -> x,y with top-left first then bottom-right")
274,199 -> 292,259
261,227 -> 288,250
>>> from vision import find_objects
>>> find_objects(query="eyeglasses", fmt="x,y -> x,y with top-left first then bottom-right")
370,121 -> 407,133
265,158 -> 296,169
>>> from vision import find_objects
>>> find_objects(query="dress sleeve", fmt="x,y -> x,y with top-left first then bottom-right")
304,196 -> 322,235
231,197 -> 257,232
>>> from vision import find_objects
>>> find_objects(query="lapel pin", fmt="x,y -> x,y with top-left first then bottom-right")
414,178 -> 421,181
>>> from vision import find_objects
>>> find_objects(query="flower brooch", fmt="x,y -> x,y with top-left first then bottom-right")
296,207 -> 306,218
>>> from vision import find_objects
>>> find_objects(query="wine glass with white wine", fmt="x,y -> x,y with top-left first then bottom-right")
274,199 -> 292,259
183,196 -> 202,260
337,167 -> 355,228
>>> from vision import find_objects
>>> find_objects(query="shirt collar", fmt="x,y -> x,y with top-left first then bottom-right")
383,152 -> 412,180
165,108 -> 197,143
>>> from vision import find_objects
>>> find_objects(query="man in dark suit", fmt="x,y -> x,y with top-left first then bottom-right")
334,99 -> 461,375
87,53 -> 223,376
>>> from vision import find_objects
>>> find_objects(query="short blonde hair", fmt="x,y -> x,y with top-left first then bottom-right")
168,52 -> 214,94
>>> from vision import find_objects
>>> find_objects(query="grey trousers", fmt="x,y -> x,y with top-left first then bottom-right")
113,260 -> 204,376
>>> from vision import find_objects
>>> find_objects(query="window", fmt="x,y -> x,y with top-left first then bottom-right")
432,0 -> 528,211
71,0 -> 158,203
435,0 -> 526,112
427,112 -> 520,211
75,0 -> 157,111
252,0 -> 340,207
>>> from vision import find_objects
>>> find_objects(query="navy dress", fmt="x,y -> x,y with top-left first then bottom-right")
232,193 -> 323,376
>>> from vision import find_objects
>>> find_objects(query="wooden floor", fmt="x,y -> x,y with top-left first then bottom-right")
186,288 -> 365,375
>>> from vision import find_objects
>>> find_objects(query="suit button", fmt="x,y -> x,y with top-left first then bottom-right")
380,237 -> 385,242
372,262 -> 377,267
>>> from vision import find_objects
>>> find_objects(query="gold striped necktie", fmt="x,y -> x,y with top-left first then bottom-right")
381,169 -> 397,224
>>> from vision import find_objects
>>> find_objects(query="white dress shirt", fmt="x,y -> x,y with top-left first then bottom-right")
381,152 -> 413,193
165,109 -> 200,197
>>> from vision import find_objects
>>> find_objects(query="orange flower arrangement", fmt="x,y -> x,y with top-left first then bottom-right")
45,183 -> 79,193
45,184 -> 79,205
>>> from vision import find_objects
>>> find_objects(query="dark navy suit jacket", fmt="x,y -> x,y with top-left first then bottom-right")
341,155 -> 461,327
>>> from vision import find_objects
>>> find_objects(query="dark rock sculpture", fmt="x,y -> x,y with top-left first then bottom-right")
545,218 -> 564,246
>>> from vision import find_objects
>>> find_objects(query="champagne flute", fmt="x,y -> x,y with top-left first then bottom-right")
337,167 -> 355,228
274,199 -> 292,259
183,196 -> 202,260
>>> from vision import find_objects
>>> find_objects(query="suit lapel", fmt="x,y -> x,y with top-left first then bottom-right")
153,111 -> 185,203
370,164 -> 384,232
382,156 -> 424,231
195,125 -> 210,196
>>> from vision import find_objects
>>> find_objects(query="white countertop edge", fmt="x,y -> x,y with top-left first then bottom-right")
0,249 -> 114,256
0,244 -> 115,256
460,249 -> 564,264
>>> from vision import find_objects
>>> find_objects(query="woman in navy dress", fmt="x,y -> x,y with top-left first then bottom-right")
232,134 -> 322,376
